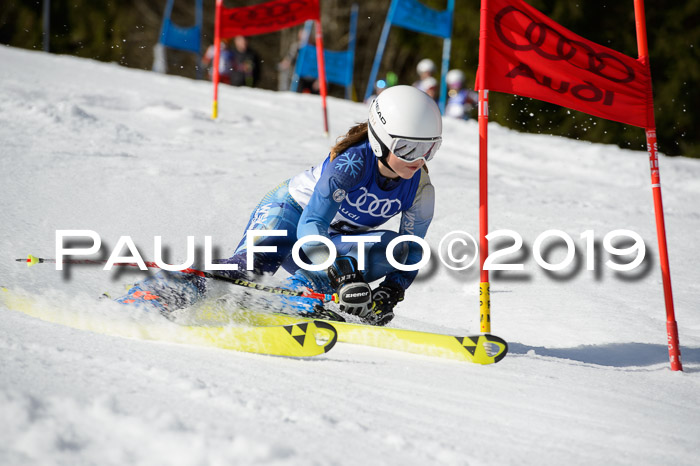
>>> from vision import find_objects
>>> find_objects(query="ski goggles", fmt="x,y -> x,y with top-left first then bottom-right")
369,121 -> 442,163
390,136 -> 442,162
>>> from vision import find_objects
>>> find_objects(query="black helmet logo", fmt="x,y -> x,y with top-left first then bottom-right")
374,100 -> 386,124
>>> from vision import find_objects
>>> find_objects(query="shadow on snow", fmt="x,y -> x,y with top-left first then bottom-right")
507,341 -> 700,368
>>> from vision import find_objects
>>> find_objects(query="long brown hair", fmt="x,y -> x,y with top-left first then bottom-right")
329,121 -> 428,173
330,122 -> 368,160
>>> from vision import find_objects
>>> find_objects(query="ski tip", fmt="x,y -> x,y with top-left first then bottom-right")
482,333 -> 509,364
312,320 -> 338,353
27,254 -> 40,267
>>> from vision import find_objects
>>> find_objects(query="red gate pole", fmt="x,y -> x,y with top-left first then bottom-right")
211,0 -> 222,119
314,19 -> 329,136
633,0 -> 682,371
478,89 -> 490,333
477,0 -> 490,333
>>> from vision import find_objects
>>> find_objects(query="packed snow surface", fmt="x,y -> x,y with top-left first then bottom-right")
1,46 -> 699,465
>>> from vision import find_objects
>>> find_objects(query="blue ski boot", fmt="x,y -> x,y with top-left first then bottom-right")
277,271 -> 344,322
115,271 -> 206,316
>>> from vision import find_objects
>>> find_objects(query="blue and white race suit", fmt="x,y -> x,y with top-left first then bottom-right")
118,139 -> 435,308
228,139 -> 435,292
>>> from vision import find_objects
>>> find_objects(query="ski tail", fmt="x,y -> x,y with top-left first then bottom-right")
1,288 -> 338,358
181,319 -> 338,357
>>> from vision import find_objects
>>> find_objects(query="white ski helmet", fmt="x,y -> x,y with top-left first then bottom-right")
446,69 -> 465,88
416,58 -> 435,75
418,76 -> 438,93
368,85 -> 442,163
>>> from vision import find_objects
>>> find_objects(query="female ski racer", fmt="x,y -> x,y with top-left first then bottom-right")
117,85 -> 442,326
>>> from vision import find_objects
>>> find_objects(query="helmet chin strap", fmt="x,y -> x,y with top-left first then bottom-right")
369,121 -> 398,177
379,154 -> 397,176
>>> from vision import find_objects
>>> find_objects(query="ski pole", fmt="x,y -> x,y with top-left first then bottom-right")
15,254 -> 338,303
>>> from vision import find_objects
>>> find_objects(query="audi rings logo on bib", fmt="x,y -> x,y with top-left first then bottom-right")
345,187 -> 401,218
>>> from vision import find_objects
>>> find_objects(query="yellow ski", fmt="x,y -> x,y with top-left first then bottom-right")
180,320 -> 337,357
0,288 -> 337,358
192,304 -> 508,365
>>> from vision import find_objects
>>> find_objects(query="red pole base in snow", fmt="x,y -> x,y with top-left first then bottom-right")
635,0 -> 682,372
666,320 -> 683,371
646,129 -> 683,372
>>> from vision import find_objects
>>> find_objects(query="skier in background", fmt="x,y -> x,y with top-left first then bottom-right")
117,86 -> 443,326
444,69 -> 478,120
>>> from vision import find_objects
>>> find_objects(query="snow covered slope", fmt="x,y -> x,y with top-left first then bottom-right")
1,45 -> 699,465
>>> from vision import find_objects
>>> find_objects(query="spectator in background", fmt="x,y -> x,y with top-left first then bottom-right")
419,76 -> 439,102
298,76 -> 320,95
278,28 -> 305,91
202,40 -> 232,84
229,35 -> 261,87
444,69 -> 478,120
412,58 -> 435,91
279,27 -> 319,94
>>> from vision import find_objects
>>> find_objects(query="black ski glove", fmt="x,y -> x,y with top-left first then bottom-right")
365,283 -> 405,326
327,256 -> 372,317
